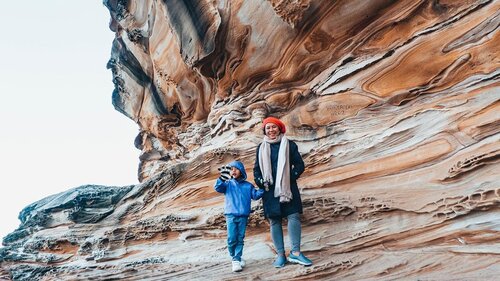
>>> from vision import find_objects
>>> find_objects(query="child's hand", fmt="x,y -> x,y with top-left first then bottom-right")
218,165 -> 232,181
257,178 -> 271,191
263,181 -> 271,191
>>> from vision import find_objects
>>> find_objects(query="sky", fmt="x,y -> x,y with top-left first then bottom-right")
0,1 -> 140,240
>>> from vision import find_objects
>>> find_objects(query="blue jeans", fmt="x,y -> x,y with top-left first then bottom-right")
269,212 -> 301,255
226,215 -> 248,261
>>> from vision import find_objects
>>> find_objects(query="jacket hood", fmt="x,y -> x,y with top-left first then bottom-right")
228,160 -> 247,181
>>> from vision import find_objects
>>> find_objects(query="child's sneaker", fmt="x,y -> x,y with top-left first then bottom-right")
288,252 -> 312,266
240,258 -> 246,268
232,260 -> 243,272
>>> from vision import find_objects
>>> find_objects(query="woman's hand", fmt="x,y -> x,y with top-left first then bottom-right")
256,177 -> 270,191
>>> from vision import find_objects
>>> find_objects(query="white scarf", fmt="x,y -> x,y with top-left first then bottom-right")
258,134 -> 292,203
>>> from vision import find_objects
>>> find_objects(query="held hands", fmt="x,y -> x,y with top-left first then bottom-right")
257,178 -> 271,191
263,181 -> 270,191
218,165 -> 232,181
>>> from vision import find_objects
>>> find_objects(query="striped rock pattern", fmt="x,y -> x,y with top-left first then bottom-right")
1,0 -> 499,280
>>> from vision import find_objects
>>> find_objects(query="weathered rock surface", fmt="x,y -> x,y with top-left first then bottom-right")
1,0 -> 499,280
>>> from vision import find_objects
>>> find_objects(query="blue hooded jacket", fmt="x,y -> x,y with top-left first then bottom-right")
214,160 -> 264,216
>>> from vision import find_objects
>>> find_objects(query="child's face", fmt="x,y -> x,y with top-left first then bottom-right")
230,167 -> 241,179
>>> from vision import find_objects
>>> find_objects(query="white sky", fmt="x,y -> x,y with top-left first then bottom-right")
0,1 -> 140,240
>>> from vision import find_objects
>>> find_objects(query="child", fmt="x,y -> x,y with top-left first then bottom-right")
214,160 -> 264,272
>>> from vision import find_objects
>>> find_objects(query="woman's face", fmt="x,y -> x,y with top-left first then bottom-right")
265,123 -> 280,139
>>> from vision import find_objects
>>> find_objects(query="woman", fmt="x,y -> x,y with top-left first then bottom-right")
253,117 -> 313,268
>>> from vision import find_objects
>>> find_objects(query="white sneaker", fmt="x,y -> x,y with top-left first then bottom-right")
232,261 -> 242,272
240,258 -> 246,268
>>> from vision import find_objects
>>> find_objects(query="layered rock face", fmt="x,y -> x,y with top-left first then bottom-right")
1,0 -> 499,280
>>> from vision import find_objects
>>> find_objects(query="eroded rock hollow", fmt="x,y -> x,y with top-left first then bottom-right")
1,0 -> 499,280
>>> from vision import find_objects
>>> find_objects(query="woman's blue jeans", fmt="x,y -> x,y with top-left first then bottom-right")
269,212 -> 301,255
226,215 -> 248,261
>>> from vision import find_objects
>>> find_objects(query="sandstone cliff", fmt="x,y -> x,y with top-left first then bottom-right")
1,0 -> 499,280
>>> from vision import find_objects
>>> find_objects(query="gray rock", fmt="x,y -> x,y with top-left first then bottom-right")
20,185 -> 133,225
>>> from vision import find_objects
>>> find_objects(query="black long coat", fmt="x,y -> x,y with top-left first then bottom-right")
253,139 -> 305,219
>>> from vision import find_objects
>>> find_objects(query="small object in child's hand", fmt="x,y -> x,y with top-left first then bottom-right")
218,165 -> 232,181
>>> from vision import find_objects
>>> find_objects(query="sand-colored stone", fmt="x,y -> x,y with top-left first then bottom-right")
1,0 -> 499,280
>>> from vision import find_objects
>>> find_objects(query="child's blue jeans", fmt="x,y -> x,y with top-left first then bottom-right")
226,214 -> 248,261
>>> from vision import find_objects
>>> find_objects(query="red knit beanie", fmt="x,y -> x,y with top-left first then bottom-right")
263,117 -> 286,134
